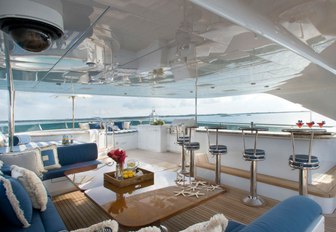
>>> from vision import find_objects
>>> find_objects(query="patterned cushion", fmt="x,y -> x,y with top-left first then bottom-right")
180,214 -> 228,232
0,149 -> 46,177
71,219 -> 118,232
79,123 -> 90,130
0,132 -> 6,147
0,175 -> 32,228
11,165 -> 48,211
39,145 -> 61,170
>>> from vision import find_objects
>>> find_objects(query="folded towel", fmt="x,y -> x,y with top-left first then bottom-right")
13,135 -> 31,146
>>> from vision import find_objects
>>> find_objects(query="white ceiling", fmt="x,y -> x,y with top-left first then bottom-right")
1,0 -> 336,118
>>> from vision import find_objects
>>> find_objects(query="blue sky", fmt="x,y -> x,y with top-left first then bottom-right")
0,89 -> 308,121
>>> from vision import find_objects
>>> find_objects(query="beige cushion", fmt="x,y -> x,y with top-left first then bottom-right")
180,214 -> 228,232
71,219 -> 118,232
11,165 -> 48,211
79,123 -> 90,130
132,226 -> 161,232
0,132 -> 6,147
123,121 -> 131,130
0,149 -> 46,177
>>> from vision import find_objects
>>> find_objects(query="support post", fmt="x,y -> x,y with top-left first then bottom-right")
4,33 -> 15,151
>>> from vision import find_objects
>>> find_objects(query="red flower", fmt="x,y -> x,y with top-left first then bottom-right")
108,149 -> 126,164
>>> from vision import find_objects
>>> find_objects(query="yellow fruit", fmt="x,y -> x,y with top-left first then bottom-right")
123,174 -> 128,179
128,172 -> 134,178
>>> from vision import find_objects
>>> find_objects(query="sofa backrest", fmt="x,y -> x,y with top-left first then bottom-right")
57,143 -> 98,166
240,196 -> 322,232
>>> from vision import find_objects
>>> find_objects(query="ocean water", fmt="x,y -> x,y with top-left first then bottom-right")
0,111 -> 334,134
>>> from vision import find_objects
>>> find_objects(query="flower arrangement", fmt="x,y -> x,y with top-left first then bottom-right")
107,149 -> 126,165
151,119 -> 165,125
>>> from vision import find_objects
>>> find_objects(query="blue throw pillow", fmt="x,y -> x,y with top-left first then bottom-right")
40,145 -> 61,170
114,121 -> 124,130
0,176 -> 32,228
89,123 -> 102,129
0,162 -> 11,176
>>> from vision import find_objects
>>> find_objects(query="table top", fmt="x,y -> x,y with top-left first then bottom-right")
207,125 -> 227,130
282,128 -> 327,134
65,160 -> 168,191
240,126 -> 268,131
94,185 -> 223,228
66,162 -> 224,228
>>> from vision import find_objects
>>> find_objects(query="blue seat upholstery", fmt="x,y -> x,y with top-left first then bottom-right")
57,143 -> 98,166
42,143 -> 101,180
235,196 -> 322,232
184,142 -> 200,150
0,172 -> 66,232
289,154 -> 319,169
209,144 -> 227,154
177,136 -> 190,145
42,160 -> 100,180
243,149 -> 265,161
114,121 -> 124,130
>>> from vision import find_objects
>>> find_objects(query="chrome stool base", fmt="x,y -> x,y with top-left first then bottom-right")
242,195 -> 265,207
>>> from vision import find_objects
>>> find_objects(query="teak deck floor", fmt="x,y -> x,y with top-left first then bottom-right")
53,149 -> 336,232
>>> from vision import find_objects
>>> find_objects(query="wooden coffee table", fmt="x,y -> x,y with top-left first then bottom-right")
66,163 -> 224,229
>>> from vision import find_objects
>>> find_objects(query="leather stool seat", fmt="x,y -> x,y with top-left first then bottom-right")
289,154 -> 319,169
243,149 -> 265,161
184,142 -> 200,150
209,145 -> 227,154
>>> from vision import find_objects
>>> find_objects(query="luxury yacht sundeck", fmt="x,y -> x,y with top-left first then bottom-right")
1,0 -> 336,231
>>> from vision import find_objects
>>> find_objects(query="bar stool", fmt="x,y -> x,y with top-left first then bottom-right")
184,126 -> 199,178
207,125 -> 227,185
282,128 -> 324,195
240,122 -> 268,207
176,124 -> 190,175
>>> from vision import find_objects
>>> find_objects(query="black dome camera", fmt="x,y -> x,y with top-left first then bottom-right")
0,0 -> 64,52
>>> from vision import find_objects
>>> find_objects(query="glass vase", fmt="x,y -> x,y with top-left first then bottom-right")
115,163 -> 124,180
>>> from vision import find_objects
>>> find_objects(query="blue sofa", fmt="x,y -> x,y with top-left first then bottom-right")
0,143 -> 102,232
225,195 -> 323,232
42,142 -> 101,180
0,166 -> 67,231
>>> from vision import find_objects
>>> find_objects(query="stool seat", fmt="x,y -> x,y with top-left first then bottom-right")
209,145 -> 227,154
185,142 -> 200,150
289,154 -> 320,169
177,136 -> 190,145
243,149 -> 265,161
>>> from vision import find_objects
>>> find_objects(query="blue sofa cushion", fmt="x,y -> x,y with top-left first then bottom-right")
0,209 -> 45,232
0,197 -> 66,232
1,162 -> 11,175
225,221 -> 246,232
57,143 -> 98,166
40,197 -> 67,232
114,121 -> 124,130
42,160 -> 101,180
240,196 -> 322,232
89,122 -> 102,129
0,176 -> 32,228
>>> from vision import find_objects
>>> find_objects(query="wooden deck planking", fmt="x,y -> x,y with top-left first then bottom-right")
53,149 -> 335,231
